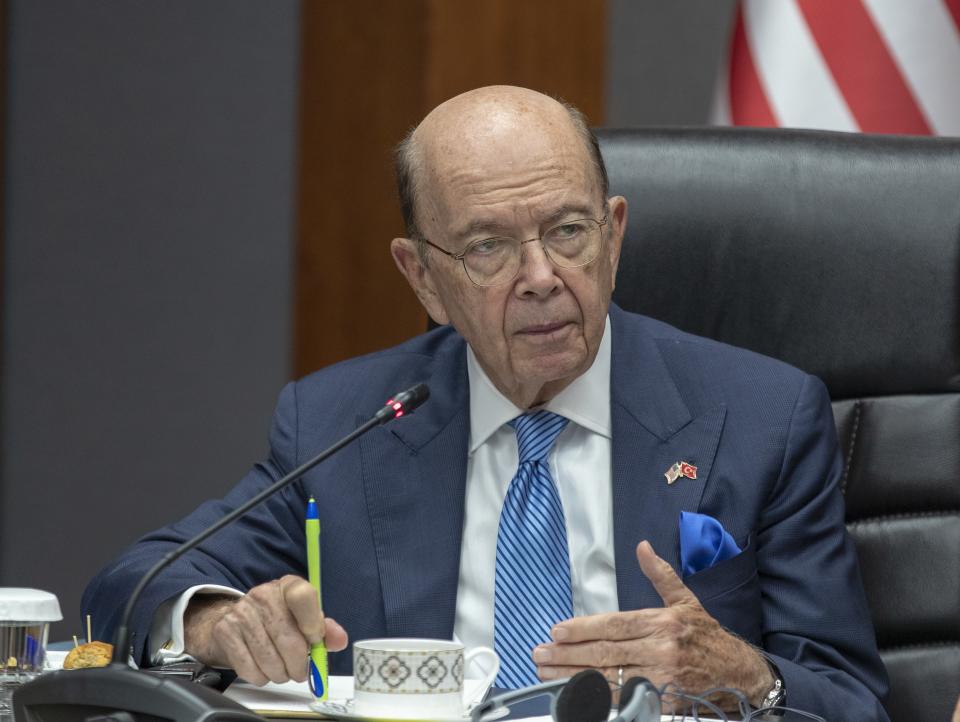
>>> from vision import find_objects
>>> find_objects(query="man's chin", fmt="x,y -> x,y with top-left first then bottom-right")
513,351 -> 589,399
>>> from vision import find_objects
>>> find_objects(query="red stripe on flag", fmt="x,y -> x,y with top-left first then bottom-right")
729,4 -> 778,127
946,0 -> 960,34
798,0 -> 932,134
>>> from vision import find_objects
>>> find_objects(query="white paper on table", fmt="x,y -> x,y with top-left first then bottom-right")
224,676 -> 499,719
224,675 -> 347,717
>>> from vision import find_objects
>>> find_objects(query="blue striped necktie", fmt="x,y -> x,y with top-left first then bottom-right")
494,410 -> 573,688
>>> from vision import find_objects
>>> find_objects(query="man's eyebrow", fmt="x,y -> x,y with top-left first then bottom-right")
540,204 -> 598,225
453,219 -> 506,240
454,204 -> 600,240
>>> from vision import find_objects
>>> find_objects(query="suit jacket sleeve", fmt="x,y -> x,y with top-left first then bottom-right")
81,381 -> 304,665
757,374 -> 888,721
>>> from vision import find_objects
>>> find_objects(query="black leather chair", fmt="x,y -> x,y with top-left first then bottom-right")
596,127 -> 960,722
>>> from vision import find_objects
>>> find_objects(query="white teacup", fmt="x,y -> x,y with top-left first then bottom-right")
352,639 -> 499,719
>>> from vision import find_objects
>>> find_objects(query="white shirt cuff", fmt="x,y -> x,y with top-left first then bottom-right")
149,584 -> 242,666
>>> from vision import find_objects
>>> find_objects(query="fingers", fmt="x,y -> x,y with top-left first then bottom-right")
535,633 -> 674,670
282,575 -> 324,642
550,608 -> 667,644
537,662 -> 645,685
234,579 -> 310,683
635,540 -> 700,608
282,575 -> 349,651
187,575 -> 349,686
213,617 -> 270,686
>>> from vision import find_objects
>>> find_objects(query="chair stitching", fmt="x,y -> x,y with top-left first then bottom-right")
847,509 -> 960,526
880,641 -> 960,652
841,400 -> 862,494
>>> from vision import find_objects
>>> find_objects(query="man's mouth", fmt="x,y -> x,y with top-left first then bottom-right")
516,321 -> 572,336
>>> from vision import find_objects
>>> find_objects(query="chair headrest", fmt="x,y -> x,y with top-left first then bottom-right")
598,127 -> 960,399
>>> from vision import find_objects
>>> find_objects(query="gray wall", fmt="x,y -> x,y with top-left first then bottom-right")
0,1 -> 299,639
606,0 -> 736,126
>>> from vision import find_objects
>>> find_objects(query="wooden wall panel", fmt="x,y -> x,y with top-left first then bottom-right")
295,0 -> 606,377
424,0 -> 605,119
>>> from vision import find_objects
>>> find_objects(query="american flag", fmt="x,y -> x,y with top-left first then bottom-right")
712,0 -> 960,136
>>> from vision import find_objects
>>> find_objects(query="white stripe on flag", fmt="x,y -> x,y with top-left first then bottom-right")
863,0 -> 960,135
743,0 -> 858,131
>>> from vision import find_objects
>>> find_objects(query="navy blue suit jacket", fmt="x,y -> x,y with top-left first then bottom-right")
84,305 -> 888,721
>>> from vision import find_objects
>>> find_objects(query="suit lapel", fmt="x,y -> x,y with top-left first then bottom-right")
609,307 -> 726,612
360,340 -> 470,640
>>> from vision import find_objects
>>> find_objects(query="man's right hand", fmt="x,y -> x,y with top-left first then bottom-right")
183,575 -> 349,685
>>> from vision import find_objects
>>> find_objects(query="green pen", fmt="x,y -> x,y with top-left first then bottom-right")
306,496 -> 328,700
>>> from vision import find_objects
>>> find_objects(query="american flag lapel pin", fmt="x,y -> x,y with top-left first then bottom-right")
665,462 -> 682,484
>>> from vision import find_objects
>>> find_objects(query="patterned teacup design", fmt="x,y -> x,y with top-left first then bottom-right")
352,639 -> 499,719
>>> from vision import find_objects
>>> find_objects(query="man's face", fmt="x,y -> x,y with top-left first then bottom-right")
393,94 -> 626,408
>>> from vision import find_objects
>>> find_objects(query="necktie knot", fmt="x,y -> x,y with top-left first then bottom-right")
509,410 -> 569,464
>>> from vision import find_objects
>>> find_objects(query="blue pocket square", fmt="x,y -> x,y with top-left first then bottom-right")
679,511 -> 742,576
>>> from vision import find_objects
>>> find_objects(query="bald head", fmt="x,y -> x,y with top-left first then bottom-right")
395,86 -> 609,242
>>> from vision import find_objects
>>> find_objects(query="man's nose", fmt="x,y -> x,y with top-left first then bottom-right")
515,239 -> 562,296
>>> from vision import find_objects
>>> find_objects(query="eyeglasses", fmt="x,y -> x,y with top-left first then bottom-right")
419,215 -> 608,287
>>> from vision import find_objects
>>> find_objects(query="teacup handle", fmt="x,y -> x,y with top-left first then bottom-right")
462,646 -> 500,707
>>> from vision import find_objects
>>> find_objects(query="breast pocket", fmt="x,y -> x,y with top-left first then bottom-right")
682,536 -> 762,644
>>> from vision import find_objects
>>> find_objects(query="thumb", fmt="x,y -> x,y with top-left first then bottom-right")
636,540 -> 701,607
281,576 -> 325,642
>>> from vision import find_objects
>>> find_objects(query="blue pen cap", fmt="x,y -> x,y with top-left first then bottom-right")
307,496 -> 318,519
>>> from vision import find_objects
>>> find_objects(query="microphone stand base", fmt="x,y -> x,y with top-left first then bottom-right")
13,664 -> 261,722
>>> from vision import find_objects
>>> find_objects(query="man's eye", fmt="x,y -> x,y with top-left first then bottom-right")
550,222 -> 586,240
468,238 -> 505,256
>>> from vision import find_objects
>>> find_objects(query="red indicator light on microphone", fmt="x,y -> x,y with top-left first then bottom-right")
376,384 -> 427,424
383,398 -> 405,419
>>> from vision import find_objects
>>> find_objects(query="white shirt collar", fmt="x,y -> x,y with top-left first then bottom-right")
467,315 -> 612,452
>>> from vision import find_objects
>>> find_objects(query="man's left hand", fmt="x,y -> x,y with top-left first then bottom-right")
532,540 -> 773,709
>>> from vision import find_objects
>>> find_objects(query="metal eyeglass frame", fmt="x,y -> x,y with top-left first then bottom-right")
417,214 -> 609,287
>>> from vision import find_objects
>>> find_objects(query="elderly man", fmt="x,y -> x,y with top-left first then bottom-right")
84,86 -> 888,720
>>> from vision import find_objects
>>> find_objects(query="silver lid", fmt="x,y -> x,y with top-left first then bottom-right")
0,588 -> 63,622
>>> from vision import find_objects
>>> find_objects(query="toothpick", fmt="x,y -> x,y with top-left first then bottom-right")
86,614 -> 92,644
73,635 -> 79,648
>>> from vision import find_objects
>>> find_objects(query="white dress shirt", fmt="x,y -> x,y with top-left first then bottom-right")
153,316 -> 619,663
453,315 -> 619,651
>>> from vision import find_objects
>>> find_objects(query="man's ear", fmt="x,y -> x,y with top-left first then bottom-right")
605,195 -> 628,289
390,237 -> 450,325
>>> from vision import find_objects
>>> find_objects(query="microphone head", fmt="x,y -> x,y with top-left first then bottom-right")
377,383 -> 430,423
396,383 -> 430,413
616,676 -> 660,722
618,676 -> 645,709
552,669 -> 610,722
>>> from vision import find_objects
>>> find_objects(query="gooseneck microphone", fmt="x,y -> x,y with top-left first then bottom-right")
14,383 -> 430,722
110,381 -> 429,668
